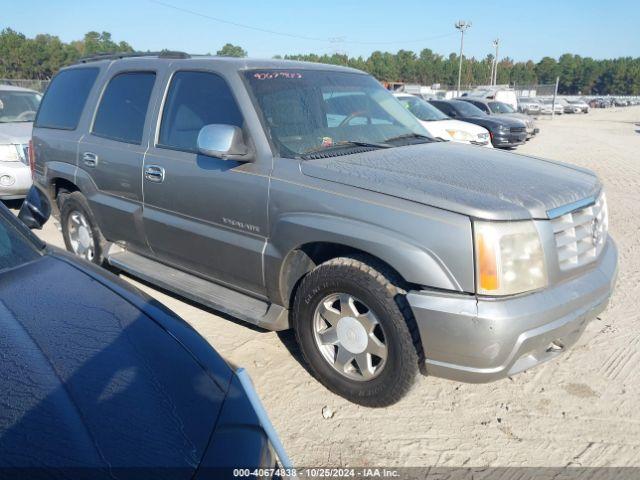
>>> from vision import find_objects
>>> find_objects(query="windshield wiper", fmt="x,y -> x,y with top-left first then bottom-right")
300,140 -> 391,155
383,133 -> 435,144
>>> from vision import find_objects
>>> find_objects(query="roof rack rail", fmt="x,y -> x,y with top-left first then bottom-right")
78,50 -> 191,63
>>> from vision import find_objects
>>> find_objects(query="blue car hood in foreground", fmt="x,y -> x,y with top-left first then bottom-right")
0,255 -> 230,476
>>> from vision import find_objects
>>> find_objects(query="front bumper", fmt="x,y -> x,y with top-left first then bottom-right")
407,239 -> 618,383
492,131 -> 527,148
0,161 -> 32,199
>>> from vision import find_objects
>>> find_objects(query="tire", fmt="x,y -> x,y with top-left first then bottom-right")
293,255 -> 421,407
60,192 -> 107,265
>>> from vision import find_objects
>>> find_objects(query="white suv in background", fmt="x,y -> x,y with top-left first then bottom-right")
0,85 -> 41,200
394,93 -> 492,147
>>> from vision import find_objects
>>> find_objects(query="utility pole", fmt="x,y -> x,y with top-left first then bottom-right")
492,39 -> 500,85
455,21 -> 471,97
551,76 -> 560,119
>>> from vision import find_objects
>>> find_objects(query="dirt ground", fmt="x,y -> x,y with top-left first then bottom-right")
28,107 -> 640,468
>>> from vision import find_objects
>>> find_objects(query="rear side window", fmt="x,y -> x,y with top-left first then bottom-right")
34,68 -> 99,130
92,72 -> 156,144
158,71 -> 243,152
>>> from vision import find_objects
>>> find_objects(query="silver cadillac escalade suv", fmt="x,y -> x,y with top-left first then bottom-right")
31,52 -> 618,407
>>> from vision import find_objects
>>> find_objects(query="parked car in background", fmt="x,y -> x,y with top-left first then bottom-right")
32,54 -> 617,407
0,85 -> 40,200
560,98 -> 581,114
517,97 -> 542,115
429,99 -> 528,148
458,98 -> 539,139
539,98 -> 564,115
0,187 -> 290,476
393,93 -> 492,147
613,98 -> 628,107
566,98 -> 590,113
589,98 -> 611,108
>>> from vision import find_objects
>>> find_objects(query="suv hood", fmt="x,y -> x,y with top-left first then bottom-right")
0,121 -> 32,144
500,112 -> 532,122
300,142 -> 600,220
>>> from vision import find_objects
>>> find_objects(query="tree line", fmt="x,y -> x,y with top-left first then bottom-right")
1,28 -> 638,95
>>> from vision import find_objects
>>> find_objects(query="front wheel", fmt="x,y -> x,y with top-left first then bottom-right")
293,256 -> 420,407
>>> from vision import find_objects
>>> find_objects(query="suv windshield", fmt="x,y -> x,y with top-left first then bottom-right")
0,207 -> 40,271
451,100 -> 486,117
244,69 -> 429,158
396,96 -> 449,121
0,91 -> 42,123
489,101 -> 516,114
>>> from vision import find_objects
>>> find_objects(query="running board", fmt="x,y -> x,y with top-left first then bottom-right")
107,249 -> 289,331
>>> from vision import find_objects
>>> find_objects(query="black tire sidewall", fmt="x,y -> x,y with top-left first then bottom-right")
294,260 -> 418,406
60,192 -> 105,265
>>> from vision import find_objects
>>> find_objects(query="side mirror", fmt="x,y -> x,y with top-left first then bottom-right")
197,124 -> 250,160
18,186 -> 51,229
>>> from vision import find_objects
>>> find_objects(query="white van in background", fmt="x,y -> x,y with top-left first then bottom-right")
464,86 -> 518,110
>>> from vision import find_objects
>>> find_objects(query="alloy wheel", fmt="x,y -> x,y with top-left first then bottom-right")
312,293 -> 388,381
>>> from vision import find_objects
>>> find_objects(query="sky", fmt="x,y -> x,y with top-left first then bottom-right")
2,0 -> 639,61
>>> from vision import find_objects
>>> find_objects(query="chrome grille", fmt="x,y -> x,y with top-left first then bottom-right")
551,193 -> 608,271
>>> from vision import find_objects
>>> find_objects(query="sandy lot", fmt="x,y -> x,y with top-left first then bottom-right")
25,107 -> 640,467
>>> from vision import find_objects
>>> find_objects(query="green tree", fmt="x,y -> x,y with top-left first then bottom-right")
535,56 -> 559,84
2,28 -> 640,94
216,43 -> 247,57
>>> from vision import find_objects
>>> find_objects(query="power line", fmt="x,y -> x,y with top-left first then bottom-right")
148,0 -> 456,47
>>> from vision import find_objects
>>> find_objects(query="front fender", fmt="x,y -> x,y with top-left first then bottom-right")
265,212 -> 471,305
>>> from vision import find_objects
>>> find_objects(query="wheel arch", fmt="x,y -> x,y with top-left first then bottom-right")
267,213 -> 464,309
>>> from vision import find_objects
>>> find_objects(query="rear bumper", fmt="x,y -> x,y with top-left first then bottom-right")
407,239 -> 618,383
0,161 -> 32,199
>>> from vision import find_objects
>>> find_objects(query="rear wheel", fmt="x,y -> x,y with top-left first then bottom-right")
60,192 -> 107,265
293,256 -> 420,407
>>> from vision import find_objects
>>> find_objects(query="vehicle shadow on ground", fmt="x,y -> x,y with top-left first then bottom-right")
117,271 -> 315,376
117,271 -> 316,377
276,329 -> 314,377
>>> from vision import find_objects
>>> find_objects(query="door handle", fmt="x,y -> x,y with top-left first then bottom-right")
144,165 -> 165,183
82,152 -> 99,167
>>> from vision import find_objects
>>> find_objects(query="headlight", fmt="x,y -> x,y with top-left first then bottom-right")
446,129 -> 474,142
0,144 -> 22,162
474,220 -> 547,296
497,124 -> 510,133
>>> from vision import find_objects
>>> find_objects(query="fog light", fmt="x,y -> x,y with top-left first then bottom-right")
0,174 -> 15,186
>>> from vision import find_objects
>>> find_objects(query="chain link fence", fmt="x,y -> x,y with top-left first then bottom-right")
0,78 -> 50,93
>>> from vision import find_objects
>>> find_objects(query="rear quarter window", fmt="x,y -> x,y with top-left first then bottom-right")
34,68 -> 99,130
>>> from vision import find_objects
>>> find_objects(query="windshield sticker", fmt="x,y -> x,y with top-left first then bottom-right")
253,71 -> 303,80
321,137 -> 333,147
